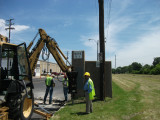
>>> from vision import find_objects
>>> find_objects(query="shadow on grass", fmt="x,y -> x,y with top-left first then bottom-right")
71,112 -> 89,116
67,98 -> 102,106
67,101 -> 85,106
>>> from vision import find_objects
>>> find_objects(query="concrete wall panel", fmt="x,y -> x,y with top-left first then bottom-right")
72,51 -> 85,97
85,61 -> 112,98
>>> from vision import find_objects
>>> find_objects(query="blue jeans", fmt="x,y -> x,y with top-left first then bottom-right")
44,86 -> 53,104
63,87 -> 68,101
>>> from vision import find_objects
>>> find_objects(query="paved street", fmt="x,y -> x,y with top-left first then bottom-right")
31,76 -> 70,119
33,76 -> 65,100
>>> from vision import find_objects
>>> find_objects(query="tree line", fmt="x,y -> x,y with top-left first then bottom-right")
112,57 -> 160,75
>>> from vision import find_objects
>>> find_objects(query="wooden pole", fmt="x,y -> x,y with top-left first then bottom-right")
98,0 -> 106,100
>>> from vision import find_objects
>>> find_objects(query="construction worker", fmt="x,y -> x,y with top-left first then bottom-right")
84,72 -> 95,114
63,74 -> 69,101
44,73 -> 55,104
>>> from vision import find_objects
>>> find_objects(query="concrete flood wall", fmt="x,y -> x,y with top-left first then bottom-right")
72,51 -> 85,97
72,51 -> 112,98
85,61 -> 112,98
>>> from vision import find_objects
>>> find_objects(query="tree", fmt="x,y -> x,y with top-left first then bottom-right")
112,68 -> 116,74
150,63 -> 160,75
131,62 -> 142,71
140,64 -> 151,74
121,66 -> 129,73
116,67 -> 122,74
153,57 -> 160,66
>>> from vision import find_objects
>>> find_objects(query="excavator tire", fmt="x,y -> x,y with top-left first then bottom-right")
20,93 -> 34,120
6,90 -> 34,120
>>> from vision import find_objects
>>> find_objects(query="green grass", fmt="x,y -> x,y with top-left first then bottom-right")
51,74 -> 160,120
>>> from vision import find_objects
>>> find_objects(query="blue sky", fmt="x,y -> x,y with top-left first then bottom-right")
0,0 -> 160,68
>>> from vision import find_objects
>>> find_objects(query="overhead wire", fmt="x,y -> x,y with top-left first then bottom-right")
105,0 -> 112,43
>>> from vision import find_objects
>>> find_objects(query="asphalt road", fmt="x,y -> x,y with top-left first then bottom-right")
31,76 -> 70,119
32,76 -> 66,100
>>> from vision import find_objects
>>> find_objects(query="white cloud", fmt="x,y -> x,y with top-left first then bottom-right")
104,0 -> 160,67
148,16 -> 160,24
111,0 -> 133,17
79,0 -> 160,67
0,19 -> 7,36
105,17 -> 134,53
109,29 -> 160,67
80,35 -> 99,61
0,18 -> 30,37
82,12 -> 160,67
81,16 -> 135,62
120,0 -> 133,12
13,25 -> 30,32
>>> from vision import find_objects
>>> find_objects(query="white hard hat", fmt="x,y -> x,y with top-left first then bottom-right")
48,73 -> 51,76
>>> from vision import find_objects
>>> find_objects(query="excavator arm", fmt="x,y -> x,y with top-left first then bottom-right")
28,28 -> 77,94
39,29 -> 71,73
28,38 -> 45,75
28,28 -> 72,75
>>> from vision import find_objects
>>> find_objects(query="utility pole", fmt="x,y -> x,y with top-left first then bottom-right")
5,19 -> 15,43
99,0 -> 106,101
66,51 -> 69,65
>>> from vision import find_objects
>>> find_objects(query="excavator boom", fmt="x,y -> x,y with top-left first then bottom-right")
39,28 -> 71,72
28,28 -> 71,75
28,28 -> 77,94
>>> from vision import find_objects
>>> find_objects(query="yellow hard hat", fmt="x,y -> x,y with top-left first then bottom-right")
84,72 -> 90,77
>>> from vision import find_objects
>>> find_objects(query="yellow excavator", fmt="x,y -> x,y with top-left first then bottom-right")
28,28 -> 72,75
0,28 -> 77,120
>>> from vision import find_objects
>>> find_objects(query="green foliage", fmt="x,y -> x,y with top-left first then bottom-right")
150,63 -> 160,75
140,64 -> 151,74
153,57 -> 160,66
112,57 -> 160,75
131,62 -> 142,71
112,68 -> 116,74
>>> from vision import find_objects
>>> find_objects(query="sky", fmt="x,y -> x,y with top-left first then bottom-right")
0,0 -> 160,68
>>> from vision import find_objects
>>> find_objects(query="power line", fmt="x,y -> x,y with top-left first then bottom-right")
5,19 -> 15,43
105,0 -> 112,42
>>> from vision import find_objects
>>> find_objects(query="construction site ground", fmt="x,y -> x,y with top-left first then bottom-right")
31,75 -> 70,119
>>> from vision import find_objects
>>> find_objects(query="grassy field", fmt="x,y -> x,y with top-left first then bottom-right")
51,74 -> 160,120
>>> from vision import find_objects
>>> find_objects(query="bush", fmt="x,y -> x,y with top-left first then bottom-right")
143,68 -> 150,74
150,63 -> 160,75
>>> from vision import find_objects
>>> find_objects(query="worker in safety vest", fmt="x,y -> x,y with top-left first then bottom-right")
63,74 -> 69,101
84,72 -> 95,114
44,73 -> 55,104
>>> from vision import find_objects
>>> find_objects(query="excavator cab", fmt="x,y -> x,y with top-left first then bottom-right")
0,42 -> 34,120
